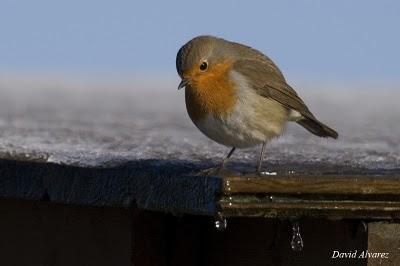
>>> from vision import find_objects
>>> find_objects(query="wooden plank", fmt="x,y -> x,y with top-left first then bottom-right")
0,159 -> 221,215
220,199 -> 400,219
368,222 -> 400,266
223,175 -> 400,195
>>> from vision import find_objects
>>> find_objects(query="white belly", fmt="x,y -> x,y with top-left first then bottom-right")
192,72 -> 289,148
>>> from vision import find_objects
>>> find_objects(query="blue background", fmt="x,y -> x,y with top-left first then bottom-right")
0,0 -> 399,81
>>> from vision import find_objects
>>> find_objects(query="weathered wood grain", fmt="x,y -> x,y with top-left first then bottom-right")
223,175 -> 400,195
368,222 -> 400,266
220,198 -> 400,219
0,159 -> 221,215
221,175 -> 400,218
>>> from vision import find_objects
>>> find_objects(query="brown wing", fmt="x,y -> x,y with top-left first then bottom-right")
232,58 -> 314,118
232,57 -> 338,138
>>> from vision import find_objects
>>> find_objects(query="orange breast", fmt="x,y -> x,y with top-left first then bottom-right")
185,60 -> 236,121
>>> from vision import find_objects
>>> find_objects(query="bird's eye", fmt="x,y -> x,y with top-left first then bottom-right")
199,61 -> 208,71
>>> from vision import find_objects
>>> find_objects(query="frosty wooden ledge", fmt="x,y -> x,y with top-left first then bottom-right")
1,157 -> 400,219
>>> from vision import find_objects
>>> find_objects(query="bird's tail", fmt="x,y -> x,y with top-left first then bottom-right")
297,117 -> 338,139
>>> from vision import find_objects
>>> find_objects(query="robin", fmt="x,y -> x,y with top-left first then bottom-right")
176,35 -> 338,175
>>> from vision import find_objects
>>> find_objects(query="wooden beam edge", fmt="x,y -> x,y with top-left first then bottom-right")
223,175 -> 400,195
219,199 -> 400,219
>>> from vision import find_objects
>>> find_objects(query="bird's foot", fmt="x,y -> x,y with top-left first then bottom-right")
195,166 -> 220,176
195,166 -> 238,177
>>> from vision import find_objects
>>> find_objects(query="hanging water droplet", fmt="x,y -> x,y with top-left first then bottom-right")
267,195 -> 275,201
360,221 -> 368,232
291,221 -> 304,251
214,212 -> 227,231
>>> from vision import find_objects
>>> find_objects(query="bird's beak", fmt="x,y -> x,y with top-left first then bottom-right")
178,78 -> 190,90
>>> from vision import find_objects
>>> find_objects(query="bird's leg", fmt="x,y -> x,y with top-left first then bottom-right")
257,142 -> 267,175
218,147 -> 236,171
198,147 -> 236,176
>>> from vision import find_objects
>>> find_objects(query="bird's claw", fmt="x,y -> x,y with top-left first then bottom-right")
196,166 -> 221,176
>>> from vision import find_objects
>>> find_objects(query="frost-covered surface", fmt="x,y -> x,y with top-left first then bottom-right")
0,78 -> 399,173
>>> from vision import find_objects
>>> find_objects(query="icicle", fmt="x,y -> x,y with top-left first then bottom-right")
291,221 -> 304,251
214,212 -> 227,231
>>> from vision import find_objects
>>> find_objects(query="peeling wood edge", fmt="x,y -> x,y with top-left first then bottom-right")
219,199 -> 400,219
223,175 -> 400,195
